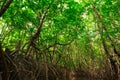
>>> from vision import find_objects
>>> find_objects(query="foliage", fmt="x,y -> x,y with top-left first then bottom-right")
0,0 -> 120,79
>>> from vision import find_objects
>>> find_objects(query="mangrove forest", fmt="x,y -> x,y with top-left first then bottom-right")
0,0 -> 120,80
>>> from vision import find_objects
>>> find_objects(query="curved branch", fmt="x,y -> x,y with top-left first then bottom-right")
0,0 -> 13,17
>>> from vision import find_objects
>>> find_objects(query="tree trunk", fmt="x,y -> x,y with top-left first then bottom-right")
92,1 -> 120,79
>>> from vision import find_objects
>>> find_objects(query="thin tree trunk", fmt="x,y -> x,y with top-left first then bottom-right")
92,1 -> 119,79
0,43 -> 9,80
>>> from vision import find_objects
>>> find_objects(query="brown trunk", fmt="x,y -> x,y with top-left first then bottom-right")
92,1 -> 119,79
0,43 -> 9,80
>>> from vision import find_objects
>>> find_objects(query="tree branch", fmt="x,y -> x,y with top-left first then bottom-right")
26,1 -> 55,55
0,0 -> 13,17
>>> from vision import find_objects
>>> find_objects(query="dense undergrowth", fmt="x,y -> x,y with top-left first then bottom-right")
0,41 -> 119,80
